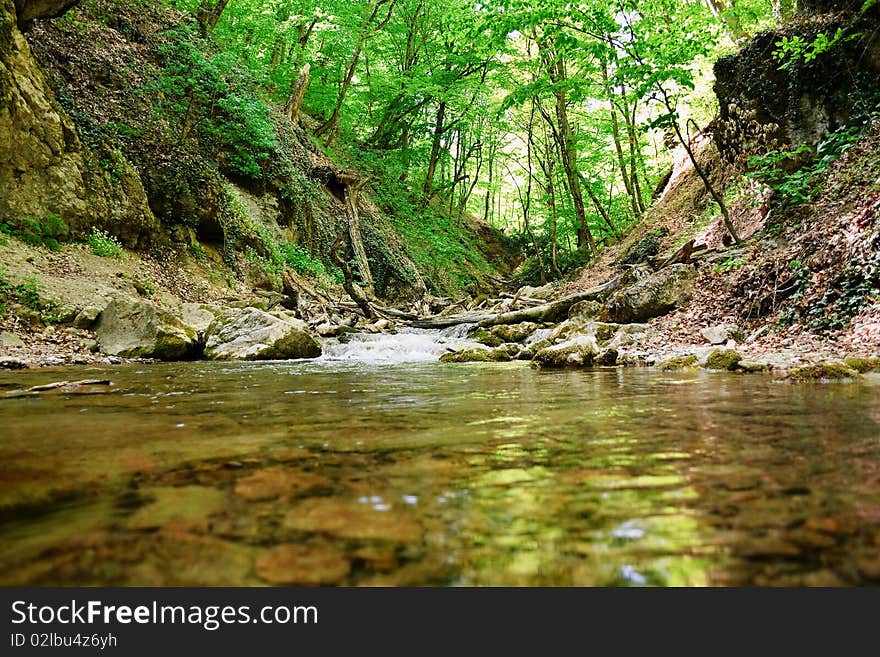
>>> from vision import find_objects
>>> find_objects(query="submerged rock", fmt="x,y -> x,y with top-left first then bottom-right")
282,497 -> 422,543
234,468 -> 329,501
95,296 -> 198,360
255,544 -> 351,586
607,264 -> 698,323
204,308 -> 321,361
532,335 -> 600,368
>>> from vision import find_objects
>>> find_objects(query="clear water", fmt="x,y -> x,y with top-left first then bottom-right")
1,333 -> 879,586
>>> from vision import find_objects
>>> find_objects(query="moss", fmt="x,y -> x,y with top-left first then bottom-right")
440,348 -> 494,363
705,349 -> 743,371
490,322 -> 539,344
843,357 -> 880,373
786,361 -> 862,381
659,354 -> 699,370
472,328 -> 503,348
658,354 -> 699,371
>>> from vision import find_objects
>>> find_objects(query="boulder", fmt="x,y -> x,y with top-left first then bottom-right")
204,307 -> 321,361
0,331 -> 25,348
607,264 -> 698,323
700,323 -> 742,345
489,322 -> 540,344
95,297 -> 198,360
568,300 -> 605,321
180,303 -> 218,341
532,335 -> 599,368
705,349 -> 743,371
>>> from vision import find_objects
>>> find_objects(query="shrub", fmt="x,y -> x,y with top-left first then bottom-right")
0,214 -> 68,250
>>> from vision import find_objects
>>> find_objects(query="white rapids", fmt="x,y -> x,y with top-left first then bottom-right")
319,326 -> 481,364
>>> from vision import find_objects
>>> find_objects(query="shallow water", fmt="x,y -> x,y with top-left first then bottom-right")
1,346 -> 879,586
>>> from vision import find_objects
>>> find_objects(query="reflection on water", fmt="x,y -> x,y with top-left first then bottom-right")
1,361 -> 879,586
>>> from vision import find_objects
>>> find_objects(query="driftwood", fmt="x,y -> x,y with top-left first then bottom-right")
477,276 -> 623,327
330,236 -> 375,319
408,277 -> 624,329
5,380 -> 112,399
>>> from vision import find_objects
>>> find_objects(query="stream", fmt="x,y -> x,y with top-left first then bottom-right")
1,329 -> 879,586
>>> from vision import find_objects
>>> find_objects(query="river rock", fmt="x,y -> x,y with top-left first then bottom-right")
568,300 -> 605,321
705,348 -> 743,371
282,497 -> 422,543
204,308 -> 322,361
180,303 -> 218,340
532,335 -> 599,368
0,331 -> 24,348
700,323 -> 743,345
607,264 -> 698,323
490,321 -> 540,344
255,544 -> 351,586
95,296 -> 198,360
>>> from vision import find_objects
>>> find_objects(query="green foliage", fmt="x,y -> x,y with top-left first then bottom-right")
714,257 -> 747,274
0,215 -> 69,250
772,29 -> 850,70
188,242 -> 208,261
88,228 -> 125,259
152,25 -> 280,181
749,123 -> 865,208
0,273 -> 61,322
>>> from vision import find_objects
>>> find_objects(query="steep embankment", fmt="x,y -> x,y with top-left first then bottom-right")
0,0 -> 517,367
563,2 -> 880,368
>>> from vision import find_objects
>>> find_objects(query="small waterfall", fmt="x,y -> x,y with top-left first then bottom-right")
320,327 -> 479,364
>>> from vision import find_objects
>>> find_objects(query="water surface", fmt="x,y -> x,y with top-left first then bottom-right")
1,347 -> 879,586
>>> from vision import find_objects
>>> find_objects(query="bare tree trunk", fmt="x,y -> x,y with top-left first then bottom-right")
284,63 -> 311,122
197,0 -> 229,33
341,176 -> 375,297
423,100 -> 446,200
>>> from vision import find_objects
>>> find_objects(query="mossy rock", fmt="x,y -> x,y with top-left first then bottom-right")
531,335 -> 599,368
786,361 -> 862,381
843,357 -> 880,373
471,328 -> 504,348
490,322 -> 539,344
440,348 -> 506,363
658,354 -> 699,371
705,349 -> 743,371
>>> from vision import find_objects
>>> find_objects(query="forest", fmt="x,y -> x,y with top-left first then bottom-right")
0,0 -> 879,588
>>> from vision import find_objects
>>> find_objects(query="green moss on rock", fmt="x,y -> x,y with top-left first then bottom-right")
705,349 -> 743,371
787,361 -> 861,381
658,354 -> 699,371
843,357 -> 880,373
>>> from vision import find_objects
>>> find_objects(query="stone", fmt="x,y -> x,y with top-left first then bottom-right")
607,264 -> 698,323
490,322 -> 540,344
204,307 -> 321,361
283,497 -> 422,543
256,544 -> 351,585
568,300 -> 605,321
595,347 -> 619,366
0,331 -> 25,348
843,356 -> 880,373
472,328 -> 504,348
657,354 -> 699,371
786,361 -> 861,381
700,323 -> 742,345
532,335 -> 600,368
95,297 -> 198,360
0,0 -> 161,248
73,304 -> 105,329
179,303 -> 218,340
234,468 -> 329,501
0,356 -> 30,369
705,349 -> 743,371
440,347 -> 508,363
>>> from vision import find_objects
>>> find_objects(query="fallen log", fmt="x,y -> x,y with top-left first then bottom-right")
476,276 -> 624,328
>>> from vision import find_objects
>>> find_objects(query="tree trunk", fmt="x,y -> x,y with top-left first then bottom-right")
341,177 -> 375,297
284,63 -> 310,122
423,100 -> 446,200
